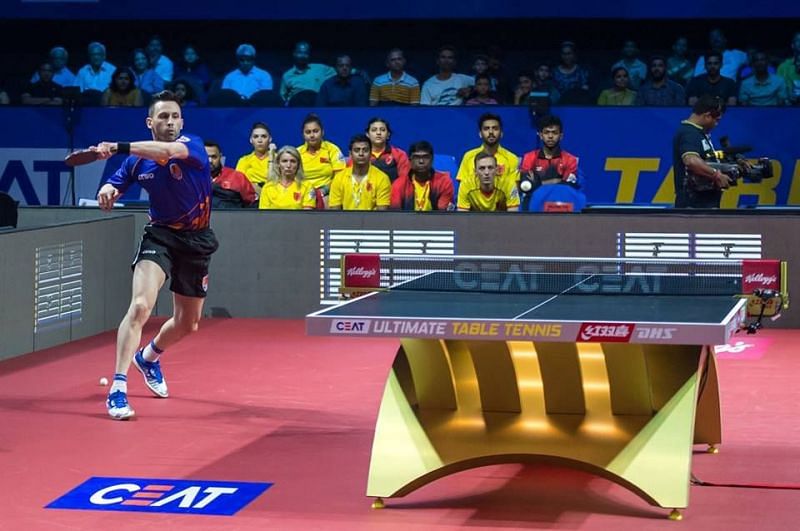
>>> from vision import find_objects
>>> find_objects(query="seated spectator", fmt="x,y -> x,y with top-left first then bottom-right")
222,44 -> 273,101
739,51 -> 788,106
75,42 -> 115,92
531,63 -> 561,104
364,117 -> 410,183
420,45 -> 473,105
514,67 -> 560,106
686,51 -> 737,106
370,48 -> 420,106
390,140 -> 454,211
146,35 -> 173,83
21,63 -> 63,106
235,122 -> 276,192
132,48 -> 164,96
328,134 -> 391,211
738,47 -> 776,80
612,40 -> 647,89
316,55 -> 369,107
297,113 -> 345,207
553,41 -> 590,103
258,146 -> 315,210
635,56 -> 686,106
777,34 -> 800,104
692,29 -> 748,80
788,56 -> 800,105
667,36 -> 694,86
171,79 -> 200,107
31,46 -> 76,87
101,67 -> 143,107
471,54 -> 501,97
280,41 -> 336,103
465,73 -> 499,105
597,66 -> 636,106
456,113 -> 520,209
457,152 -> 516,212
205,140 -> 257,209
486,46 -> 511,103
174,44 -> 211,94
0,89 -> 9,105
519,114 -> 580,210
513,71 -> 534,105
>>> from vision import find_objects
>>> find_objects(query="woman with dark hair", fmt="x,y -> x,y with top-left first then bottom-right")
171,78 -> 199,107
174,45 -> 211,90
297,113 -> 345,208
363,117 -> 410,183
597,66 -> 636,105
101,67 -> 144,107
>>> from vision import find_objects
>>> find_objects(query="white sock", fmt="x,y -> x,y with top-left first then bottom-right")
142,339 -> 164,363
110,374 -> 127,394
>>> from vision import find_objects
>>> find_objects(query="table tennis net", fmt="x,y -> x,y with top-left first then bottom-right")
376,255 -> 743,296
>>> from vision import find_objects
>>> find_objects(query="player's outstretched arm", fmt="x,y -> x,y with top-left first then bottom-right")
92,141 -> 189,162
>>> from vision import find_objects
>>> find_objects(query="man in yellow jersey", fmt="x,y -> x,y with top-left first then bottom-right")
297,113 -> 345,208
456,112 -> 520,208
329,134 -> 391,211
457,152 -> 517,211
235,121 -> 276,193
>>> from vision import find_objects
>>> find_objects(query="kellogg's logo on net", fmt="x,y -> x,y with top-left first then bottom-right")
45,477 -> 272,516
577,322 -> 634,342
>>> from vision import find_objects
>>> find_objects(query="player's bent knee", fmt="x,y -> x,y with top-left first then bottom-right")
128,299 -> 154,324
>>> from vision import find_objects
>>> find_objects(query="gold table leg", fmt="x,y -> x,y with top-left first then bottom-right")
366,338 -> 719,512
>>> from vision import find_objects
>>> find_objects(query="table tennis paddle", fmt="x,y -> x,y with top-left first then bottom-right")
65,146 -> 118,167
64,148 -> 100,167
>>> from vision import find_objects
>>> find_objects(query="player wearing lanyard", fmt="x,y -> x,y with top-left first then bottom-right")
93,90 -> 219,420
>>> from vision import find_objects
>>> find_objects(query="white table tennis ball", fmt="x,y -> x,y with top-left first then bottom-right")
99,377 -> 109,386
520,180 -> 532,192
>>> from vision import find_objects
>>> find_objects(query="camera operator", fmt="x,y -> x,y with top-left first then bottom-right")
673,95 -> 735,208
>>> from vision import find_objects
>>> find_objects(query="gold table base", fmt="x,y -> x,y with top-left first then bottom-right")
367,339 -> 721,515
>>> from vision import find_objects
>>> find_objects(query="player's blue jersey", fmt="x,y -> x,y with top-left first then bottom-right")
107,133 -> 212,230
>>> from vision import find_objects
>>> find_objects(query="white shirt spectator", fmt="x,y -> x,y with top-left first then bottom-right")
76,61 -> 116,92
222,66 -> 273,99
420,73 -> 473,105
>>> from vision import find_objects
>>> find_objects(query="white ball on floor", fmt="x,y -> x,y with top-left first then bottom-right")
520,180 -> 532,192
99,377 -> 109,386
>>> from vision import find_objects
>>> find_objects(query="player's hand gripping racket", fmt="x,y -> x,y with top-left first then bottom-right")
65,145 -> 118,167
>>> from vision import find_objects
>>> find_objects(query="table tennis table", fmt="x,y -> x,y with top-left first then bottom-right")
306,255 -> 786,519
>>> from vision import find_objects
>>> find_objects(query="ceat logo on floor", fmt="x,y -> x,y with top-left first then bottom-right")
45,477 -> 272,516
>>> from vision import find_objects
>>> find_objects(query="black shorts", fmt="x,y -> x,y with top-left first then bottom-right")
133,225 -> 219,298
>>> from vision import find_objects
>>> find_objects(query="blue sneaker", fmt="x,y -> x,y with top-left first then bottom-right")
133,348 -> 169,398
107,390 -> 135,420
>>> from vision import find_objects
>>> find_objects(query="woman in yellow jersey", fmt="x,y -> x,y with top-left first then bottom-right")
235,122 -> 276,193
297,113 -> 345,208
258,146 -> 316,210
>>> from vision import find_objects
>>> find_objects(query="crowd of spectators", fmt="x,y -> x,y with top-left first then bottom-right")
2,28 -> 800,108
204,111 -> 586,213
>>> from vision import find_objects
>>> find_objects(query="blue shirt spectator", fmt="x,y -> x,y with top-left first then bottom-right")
31,46 -> 76,87
221,44 -> 273,99
316,55 -> 368,106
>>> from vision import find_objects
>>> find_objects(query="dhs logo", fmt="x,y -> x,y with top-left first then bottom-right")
577,322 -> 634,342
46,477 -> 272,516
330,320 -> 370,334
